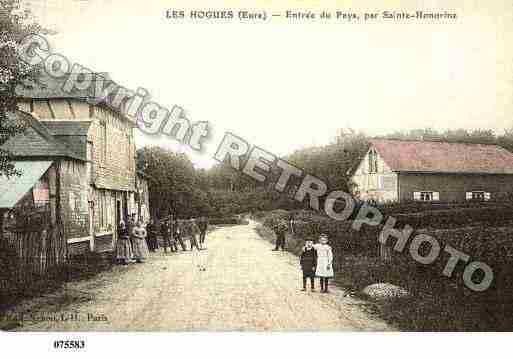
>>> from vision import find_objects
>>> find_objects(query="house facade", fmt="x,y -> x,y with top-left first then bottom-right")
350,139 -> 513,203
0,73 -> 148,256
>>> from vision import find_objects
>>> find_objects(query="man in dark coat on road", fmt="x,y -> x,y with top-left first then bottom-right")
146,218 -> 159,252
272,218 -> 288,251
173,219 -> 187,251
160,219 -> 172,253
197,216 -> 209,249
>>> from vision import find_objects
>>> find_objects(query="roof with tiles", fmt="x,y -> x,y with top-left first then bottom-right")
370,139 -> 513,175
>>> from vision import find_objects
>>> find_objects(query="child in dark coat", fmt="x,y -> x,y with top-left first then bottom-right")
300,240 -> 318,291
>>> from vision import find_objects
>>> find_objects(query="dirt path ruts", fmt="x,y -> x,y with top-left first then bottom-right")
11,221 -> 392,331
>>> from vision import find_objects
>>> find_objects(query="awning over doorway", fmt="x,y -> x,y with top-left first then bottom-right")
0,161 -> 53,209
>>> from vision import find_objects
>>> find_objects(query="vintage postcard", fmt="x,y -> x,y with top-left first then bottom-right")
0,0 -> 512,355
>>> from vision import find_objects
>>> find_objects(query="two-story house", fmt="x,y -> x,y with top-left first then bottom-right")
0,72 -> 147,256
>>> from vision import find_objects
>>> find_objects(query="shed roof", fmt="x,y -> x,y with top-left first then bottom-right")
40,120 -> 92,136
370,139 -> 513,174
1,112 -> 86,161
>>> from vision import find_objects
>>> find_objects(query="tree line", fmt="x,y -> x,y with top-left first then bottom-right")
137,127 -> 513,219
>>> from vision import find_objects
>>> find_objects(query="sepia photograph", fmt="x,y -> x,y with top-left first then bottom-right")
0,0 -> 512,356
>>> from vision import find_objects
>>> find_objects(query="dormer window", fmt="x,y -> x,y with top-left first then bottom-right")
368,149 -> 378,173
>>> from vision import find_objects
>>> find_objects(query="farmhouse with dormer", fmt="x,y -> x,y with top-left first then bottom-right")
350,139 -> 513,203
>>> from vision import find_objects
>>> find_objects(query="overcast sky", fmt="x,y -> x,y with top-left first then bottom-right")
23,0 -> 513,168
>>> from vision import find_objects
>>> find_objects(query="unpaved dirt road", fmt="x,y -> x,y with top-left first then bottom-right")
10,222 -> 392,331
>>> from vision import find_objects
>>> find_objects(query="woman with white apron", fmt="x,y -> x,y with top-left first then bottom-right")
132,221 -> 150,263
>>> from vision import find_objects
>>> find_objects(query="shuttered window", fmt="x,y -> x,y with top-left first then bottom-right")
413,191 -> 439,201
466,191 -> 491,201
368,149 -> 378,173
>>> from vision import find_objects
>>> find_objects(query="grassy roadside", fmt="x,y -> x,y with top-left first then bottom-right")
254,221 -> 512,331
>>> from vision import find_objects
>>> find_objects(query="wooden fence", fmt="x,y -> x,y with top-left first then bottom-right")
0,223 -> 67,293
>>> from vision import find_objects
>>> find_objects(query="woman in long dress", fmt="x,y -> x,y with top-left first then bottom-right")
116,221 -> 133,265
132,221 -> 150,263
315,234 -> 334,293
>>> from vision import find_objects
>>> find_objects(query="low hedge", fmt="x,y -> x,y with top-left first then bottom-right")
393,205 -> 513,229
256,208 -> 513,329
257,207 -> 513,293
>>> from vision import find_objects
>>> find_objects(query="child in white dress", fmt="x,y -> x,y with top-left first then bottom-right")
315,234 -> 334,293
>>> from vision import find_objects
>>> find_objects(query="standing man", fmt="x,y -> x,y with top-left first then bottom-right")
197,216 -> 209,250
168,216 -> 178,252
174,219 -> 187,251
189,219 -> 201,251
160,219 -> 171,253
146,218 -> 158,252
272,218 -> 288,251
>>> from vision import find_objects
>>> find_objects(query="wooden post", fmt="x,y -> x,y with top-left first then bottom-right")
137,189 -> 142,222
0,209 -> 5,244
55,161 -> 66,264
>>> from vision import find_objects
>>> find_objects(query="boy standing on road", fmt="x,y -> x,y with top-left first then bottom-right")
300,240 -> 318,291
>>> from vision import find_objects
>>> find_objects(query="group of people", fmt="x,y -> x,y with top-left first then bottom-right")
299,234 -> 334,293
150,216 -> 209,253
116,218 -> 151,265
272,218 -> 334,293
116,215 -> 209,265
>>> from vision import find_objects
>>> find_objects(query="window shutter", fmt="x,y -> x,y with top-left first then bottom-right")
485,192 -> 491,201
413,192 -> 421,201
466,192 -> 472,200
433,192 -> 440,201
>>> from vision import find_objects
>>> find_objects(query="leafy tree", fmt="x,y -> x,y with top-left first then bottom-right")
0,0 -> 41,177
137,146 -> 203,218
287,128 -> 369,192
